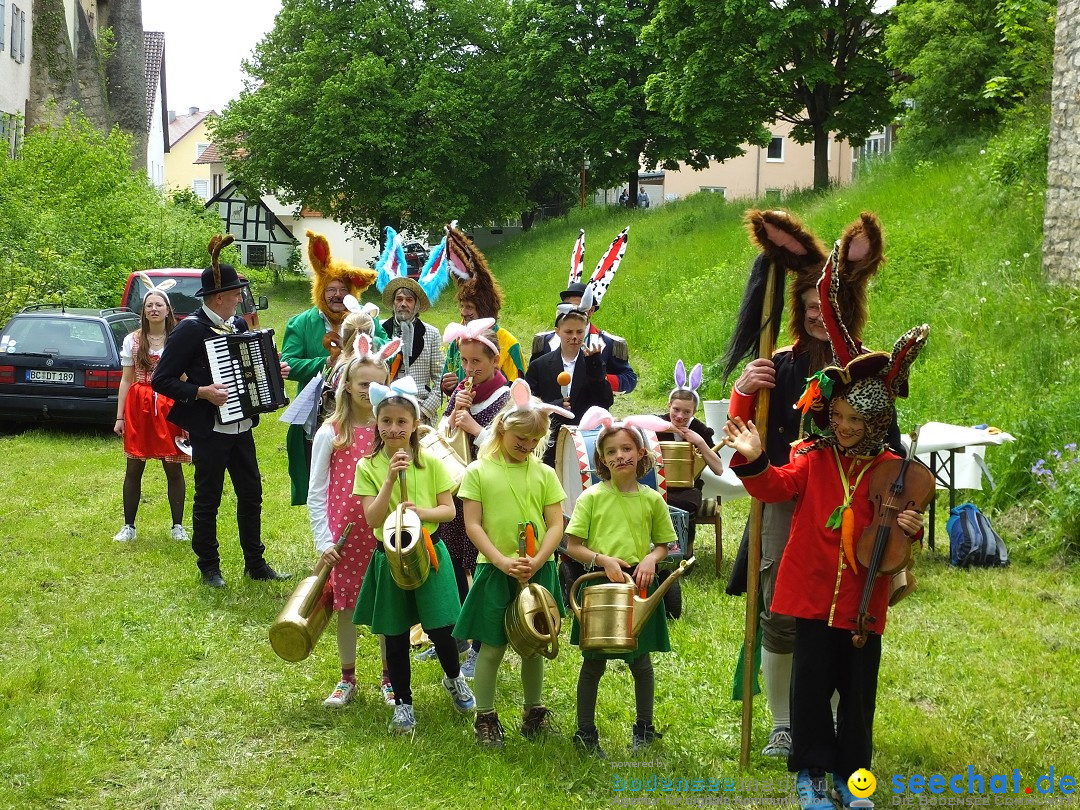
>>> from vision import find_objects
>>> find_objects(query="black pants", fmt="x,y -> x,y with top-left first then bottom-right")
384,625 -> 459,706
189,429 -> 265,574
789,618 -> 880,780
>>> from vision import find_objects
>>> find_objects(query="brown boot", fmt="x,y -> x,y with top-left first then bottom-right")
521,705 -> 554,740
474,710 -> 504,749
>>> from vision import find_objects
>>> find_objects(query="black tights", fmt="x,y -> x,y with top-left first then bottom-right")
576,653 -> 655,731
123,458 -> 186,526
384,624 -> 460,705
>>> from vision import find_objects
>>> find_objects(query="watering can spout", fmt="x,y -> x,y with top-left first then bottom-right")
631,557 -> 696,638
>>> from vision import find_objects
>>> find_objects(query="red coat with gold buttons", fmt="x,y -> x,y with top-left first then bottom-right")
734,443 -> 898,636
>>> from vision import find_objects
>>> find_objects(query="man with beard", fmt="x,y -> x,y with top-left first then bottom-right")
381,276 -> 445,425
281,232 -> 382,505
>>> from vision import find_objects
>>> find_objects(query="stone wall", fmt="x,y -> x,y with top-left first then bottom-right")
1044,0 -> 1080,284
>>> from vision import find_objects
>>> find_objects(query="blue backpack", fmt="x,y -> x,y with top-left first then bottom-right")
947,503 -> 1009,568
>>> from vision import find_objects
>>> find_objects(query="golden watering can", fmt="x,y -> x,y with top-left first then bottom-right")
269,523 -> 354,662
658,441 -> 724,488
569,557 -> 696,654
382,470 -> 430,590
505,582 -> 561,660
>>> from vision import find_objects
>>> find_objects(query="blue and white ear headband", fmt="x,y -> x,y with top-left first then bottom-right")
669,360 -> 703,408
369,377 -> 420,419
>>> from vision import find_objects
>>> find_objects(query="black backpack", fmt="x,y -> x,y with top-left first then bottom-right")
947,503 -> 1009,568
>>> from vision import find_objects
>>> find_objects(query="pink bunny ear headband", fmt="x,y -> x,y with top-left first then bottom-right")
135,272 -> 177,304
508,378 -> 574,420
670,359 -> 703,407
442,317 -> 498,356
578,406 -> 671,445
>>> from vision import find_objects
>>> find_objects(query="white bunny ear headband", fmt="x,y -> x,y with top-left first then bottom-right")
508,378 -> 574,420
670,359 -> 703,408
135,272 -> 177,304
343,294 -> 379,321
338,334 -> 402,394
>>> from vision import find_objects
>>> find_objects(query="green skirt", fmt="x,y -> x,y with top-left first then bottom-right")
569,567 -> 671,662
353,539 -> 461,637
453,559 -> 566,647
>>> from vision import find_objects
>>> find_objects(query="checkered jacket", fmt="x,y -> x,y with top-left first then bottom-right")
384,317 -> 445,424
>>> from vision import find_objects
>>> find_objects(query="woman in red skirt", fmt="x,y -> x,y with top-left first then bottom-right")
113,285 -> 190,542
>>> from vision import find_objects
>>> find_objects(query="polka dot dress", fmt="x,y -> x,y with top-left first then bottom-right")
327,425 -> 377,611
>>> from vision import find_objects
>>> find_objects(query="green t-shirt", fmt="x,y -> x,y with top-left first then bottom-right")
565,482 -> 677,565
353,448 -> 455,541
457,455 -> 566,564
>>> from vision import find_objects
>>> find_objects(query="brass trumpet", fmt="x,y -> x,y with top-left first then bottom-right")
269,523 -> 354,662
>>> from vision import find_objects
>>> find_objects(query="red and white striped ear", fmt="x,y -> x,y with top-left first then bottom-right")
586,227 -> 629,307
569,229 -> 585,286
817,242 -> 860,367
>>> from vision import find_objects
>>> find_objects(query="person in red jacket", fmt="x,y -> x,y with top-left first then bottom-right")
724,246 -> 929,810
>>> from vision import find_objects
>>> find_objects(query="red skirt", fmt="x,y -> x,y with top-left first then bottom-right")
123,382 -> 190,463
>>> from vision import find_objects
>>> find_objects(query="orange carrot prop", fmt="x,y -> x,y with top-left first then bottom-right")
422,527 -> 439,571
524,523 -> 536,557
841,506 -> 858,573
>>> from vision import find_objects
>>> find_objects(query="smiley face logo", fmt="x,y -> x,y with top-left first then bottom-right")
848,769 -> 877,798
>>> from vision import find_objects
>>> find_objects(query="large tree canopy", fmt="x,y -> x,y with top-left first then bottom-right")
646,0 -> 896,189
503,0 -> 767,201
213,0 -> 529,242
884,0 -> 1055,149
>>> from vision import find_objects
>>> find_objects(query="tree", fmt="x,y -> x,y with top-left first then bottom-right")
213,0 -> 530,244
504,0 -> 768,204
885,0 -> 1055,149
647,0 -> 896,190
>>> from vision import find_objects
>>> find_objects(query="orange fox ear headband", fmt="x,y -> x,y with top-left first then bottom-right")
307,230 -> 378,324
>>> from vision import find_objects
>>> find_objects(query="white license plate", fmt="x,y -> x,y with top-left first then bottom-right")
27,369 -> 75,383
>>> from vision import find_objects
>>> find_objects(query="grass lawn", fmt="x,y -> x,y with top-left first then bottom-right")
3,176 -> 1080,806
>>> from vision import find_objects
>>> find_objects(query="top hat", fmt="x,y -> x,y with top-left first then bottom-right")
560,281 -> 588,302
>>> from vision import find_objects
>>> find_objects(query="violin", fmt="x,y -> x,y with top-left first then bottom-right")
850,429 -> 935,648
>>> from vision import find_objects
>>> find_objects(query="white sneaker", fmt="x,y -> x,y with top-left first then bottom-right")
442,674 -> 476,713
113,525 -> 136,542
389,703 -> 417,734
323,680 -> 356,708
170,524 -> 190,542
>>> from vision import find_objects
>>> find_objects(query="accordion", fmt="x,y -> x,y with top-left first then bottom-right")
205,329 -> 290,424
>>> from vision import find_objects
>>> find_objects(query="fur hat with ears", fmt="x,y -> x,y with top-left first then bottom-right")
306,230 -> 378,327
446,223 -> 502,319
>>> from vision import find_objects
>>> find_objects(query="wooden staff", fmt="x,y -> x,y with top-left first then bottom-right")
739,263 -> 779,769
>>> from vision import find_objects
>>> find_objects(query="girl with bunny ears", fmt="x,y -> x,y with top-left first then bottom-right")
653,360 -> 726,560
307,335 -> 399,708
453,379 -> 573,748
112,277 -> 190,543
352,375 -> 476,734
563,407 -> 678,758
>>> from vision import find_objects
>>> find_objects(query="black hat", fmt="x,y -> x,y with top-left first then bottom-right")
195,263 -> 247,297
560,281 -> 588,301
196,234 -> 248,296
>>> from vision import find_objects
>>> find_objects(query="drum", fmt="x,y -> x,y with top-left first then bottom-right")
418,424 -> 468,493
554,425 -> 665,513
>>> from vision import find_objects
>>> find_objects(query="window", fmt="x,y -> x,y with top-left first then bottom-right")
1,0 -> 6,52
699,186 -> 727,198
192,179 -> 209,199
766,137 -> 784,162
0,111 -> 22,159
9,3 -> 24,62
811,139 -> 833,161
247,245 -> 268,267
764,188 -> 783,202
196,142 -> 210,159
18,7 -> 23,62
213,173 -> 223,194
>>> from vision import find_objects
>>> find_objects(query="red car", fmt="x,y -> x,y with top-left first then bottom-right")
121,269 -> 268,329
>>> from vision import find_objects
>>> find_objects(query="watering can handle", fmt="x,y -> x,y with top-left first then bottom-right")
524,582 -> 560,660
568,569 -> 635,619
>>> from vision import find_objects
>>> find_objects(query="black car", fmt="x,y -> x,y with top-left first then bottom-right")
403,241 -> 430,278
0,306 -> 140,427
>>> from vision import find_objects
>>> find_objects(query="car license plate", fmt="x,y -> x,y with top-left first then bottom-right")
27,369 -> 75,383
